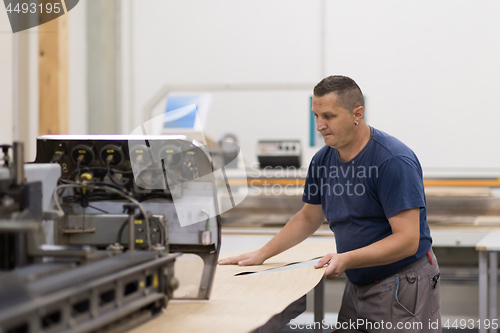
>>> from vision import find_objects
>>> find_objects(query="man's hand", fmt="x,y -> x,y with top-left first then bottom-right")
218,250 -> 266,266
314,253 -> 347,279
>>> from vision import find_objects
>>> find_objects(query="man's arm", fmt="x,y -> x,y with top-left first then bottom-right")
315,208 -> 420,278
218,203 -> 325,266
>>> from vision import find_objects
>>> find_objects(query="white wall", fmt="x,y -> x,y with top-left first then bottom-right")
326,1 -> 500,171
27,28 -> 39,161
125,0 -> 500,174
130,0 -> 323,167
4,1 -> 497,172
0,15 -> 38,161
68,0 -> 88,135
0,2 -> 87,161
0,9 -> 13,146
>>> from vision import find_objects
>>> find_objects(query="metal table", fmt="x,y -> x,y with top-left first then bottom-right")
476,230 -> 500,333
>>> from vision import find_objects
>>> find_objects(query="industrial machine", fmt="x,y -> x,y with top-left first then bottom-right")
257,140 -> 302,169
0,135 -> 222,333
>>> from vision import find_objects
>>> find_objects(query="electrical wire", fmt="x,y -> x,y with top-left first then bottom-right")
76,160 -> 82,178
68,166 -> 133,181
87,204 -> 109,214
52,183 -> 152,250
149,215 -> 166,244
116,217 -> 129,244
201,209 -> 210,231
106,162 -> 125,187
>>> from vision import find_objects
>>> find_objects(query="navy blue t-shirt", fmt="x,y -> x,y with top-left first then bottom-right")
302,127 -> 432,286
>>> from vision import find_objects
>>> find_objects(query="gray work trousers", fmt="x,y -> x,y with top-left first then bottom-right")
337,249 -> 441,333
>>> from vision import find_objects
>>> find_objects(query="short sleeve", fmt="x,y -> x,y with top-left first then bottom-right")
376,156 -> 425,219
302,158 -> 322,205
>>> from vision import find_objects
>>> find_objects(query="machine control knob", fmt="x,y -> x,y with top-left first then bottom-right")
169,276 -> 179,291
0,145 -> 11,167
100,144 -> 124,166
71,145 -> 95,166
158,145 -> 182,168
0,145 -> 11,156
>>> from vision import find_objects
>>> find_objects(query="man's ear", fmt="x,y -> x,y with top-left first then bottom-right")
353,106 -> 365,121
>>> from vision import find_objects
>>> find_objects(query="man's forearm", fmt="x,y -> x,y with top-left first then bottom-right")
342,232 -> 419,270
258,210 -> 322,260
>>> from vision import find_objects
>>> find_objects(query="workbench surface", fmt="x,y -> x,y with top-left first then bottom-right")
129,241 -> 335,333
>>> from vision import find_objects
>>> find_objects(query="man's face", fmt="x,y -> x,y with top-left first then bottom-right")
312,93 -> 356,149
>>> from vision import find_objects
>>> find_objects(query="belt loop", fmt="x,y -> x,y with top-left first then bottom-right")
427,251 -> 433,265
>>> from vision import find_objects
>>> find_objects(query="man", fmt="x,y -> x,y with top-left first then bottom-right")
219,76 -> 441,333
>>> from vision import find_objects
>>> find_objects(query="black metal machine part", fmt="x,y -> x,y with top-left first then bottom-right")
34,136 -> 222,300
0,141 -> 184,333
0,142 -> 44,270
0,251 -> 179,333
34,137 -> 214,188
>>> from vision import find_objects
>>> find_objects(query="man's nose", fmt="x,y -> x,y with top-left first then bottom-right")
316,119 -> 326,131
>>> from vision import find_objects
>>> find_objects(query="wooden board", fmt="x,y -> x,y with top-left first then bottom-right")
425,186 -> 491,197
38,9 -> 69,135
129,241 -> 336,333
476,230 -> 500,251
474,216 -> 500,226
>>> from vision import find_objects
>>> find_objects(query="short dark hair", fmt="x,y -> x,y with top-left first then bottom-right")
313,75 -> 364,112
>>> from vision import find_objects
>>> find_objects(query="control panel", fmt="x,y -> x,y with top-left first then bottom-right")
257,140 -> 302,168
